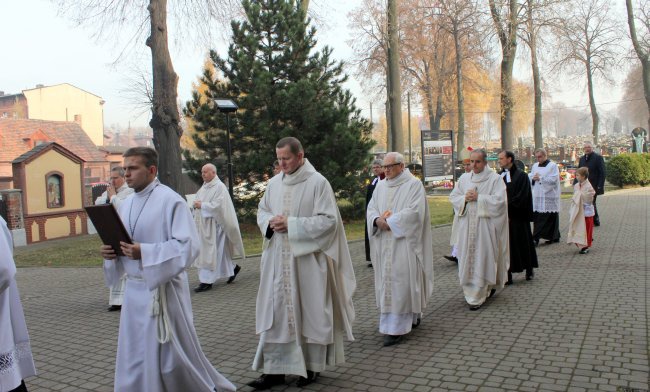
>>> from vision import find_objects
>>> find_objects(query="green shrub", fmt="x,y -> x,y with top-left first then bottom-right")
606,153 -> 650,187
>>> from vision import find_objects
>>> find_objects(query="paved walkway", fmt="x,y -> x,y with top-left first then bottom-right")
15,187 -> 650,392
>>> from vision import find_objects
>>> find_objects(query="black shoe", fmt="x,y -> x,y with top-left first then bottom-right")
227,264 -> 241,284
383,334 -> 403,347
533,239 -> 539,247
443,255 -> 458,263
545,239 -> 560,244
193,283 -> 213,293
107,305 -> 121,312
247,374 -> 285,390
594,220 -> 600,227
412,316 -> 421,328
296,370 -> 319,387
526,270 -> 534,281
469,304 -> 482,311
579,247 -> 589,254
367,263 -> 373,268
488,288 -> 497,299
505,272 -> 513,286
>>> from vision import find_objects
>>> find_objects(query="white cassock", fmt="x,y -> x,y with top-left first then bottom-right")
95,183 -> 134,306
449,169 -> 509,306
367,169 -> 434,335
192,177 -> 245,284
0,217 -> 37,392
103,179 -> 235,392
254,159 -> 356,378
567,180 -> 595,247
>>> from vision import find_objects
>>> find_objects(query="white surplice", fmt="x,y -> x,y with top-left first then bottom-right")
103,179 -> 235,392
253,159 -> 356,378
0,217 -> 36,392
367,169 -> 434,335
449,169 -> 509,306
95,183 -> 134,306
528,161 -> 561,213
192,177 -> 245,283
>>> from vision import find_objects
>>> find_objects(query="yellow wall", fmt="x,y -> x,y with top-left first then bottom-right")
23,84 -> 104,146
45,216 -> 71,239
25,149 -> 82,215
31,221 -> 40,242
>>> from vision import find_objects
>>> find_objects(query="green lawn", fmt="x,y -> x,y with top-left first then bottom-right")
13,196 -> 454,268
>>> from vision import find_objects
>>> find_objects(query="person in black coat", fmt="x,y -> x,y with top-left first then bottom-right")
577,142 -> 606,226
498,151 -> 538,283
365,159 -> 384,267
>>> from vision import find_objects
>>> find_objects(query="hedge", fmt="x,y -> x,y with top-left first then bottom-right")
606,153 -> 650,187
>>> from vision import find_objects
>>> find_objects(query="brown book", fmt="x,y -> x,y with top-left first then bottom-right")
85,204 -> 133,256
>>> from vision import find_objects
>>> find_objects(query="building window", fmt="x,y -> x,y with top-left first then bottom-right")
45,172 -> 64,208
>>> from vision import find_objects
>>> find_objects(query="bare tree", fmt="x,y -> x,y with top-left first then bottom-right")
553,0 -> 621,145
626,0 -> 650,131
489,0 -> 524,150
439,0 -> 484,158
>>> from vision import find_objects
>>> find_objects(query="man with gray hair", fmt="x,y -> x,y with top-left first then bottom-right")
367,152 -> 434,346
192,163 -> 244,293
95,166 -> 134,311
577,141 -> 606,226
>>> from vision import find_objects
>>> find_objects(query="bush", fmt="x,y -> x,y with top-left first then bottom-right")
606,153 -> 650,187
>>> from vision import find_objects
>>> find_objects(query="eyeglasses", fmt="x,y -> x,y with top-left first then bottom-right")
381,163 -> 401,169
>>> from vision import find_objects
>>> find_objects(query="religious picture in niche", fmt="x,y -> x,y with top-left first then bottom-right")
47,175 -> 62,208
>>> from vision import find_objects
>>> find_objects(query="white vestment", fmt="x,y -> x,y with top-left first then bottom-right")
254,159 -> 356,378
367,169 -> 434,335
449,169 -> 509,306
103,179 -> 235,392
529,161 -> 561,213
95,183 -> 134,306
0,217 -> 36,392
192,177 -> 245,283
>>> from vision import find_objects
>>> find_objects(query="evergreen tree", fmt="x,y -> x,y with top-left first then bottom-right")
184,0 -> 374,218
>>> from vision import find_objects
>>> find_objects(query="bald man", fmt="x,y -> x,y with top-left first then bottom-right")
192,164 -> 245,292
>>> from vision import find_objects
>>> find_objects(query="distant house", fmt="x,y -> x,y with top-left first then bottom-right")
0,118 -> 109,190
0,83 -> 105,145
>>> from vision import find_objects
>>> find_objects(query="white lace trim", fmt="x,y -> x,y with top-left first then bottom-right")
0,341 -> 32,375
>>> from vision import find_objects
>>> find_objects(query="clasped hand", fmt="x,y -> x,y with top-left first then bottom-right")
465,189 -> 478,202
269,215 -> 288,233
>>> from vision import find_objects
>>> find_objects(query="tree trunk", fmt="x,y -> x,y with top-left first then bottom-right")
501,50 -> 516,149
528,12 -> 543,150
385,99 -> 392,151
586,62 -> 600,145
423,62 -> 437,131
387,0 -> 404,154
626,0 -> 650,131
453,24 -> 465,159
147,0 -> 183,193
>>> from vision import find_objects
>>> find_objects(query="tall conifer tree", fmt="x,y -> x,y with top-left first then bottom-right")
184,0 -> 374,216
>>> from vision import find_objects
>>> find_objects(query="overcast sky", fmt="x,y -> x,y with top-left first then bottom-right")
1,0 -> 627,130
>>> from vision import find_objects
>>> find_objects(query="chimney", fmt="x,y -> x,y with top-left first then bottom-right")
74,114 -> 82,128
36,84 -> 44,88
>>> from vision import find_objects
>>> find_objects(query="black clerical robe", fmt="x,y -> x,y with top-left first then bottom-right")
501,165 -> 538,273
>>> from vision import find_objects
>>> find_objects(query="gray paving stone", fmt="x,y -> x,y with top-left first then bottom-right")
12,187 -> 650,391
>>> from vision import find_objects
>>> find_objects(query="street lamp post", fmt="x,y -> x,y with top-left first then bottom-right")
214,99 -> 238,201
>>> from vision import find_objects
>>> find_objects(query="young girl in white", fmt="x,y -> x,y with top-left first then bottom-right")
567,167 -> 596,254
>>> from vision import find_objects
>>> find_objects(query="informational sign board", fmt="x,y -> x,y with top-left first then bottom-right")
421,130 -> 454,182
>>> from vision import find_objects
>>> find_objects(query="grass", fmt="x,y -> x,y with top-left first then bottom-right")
13,196 -> 454,268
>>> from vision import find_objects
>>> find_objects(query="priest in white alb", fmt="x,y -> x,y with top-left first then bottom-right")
367,152 -> 434,347
1,216 -> 37,392
94,166 -> 134,311
100,147 -> 235,392
248,137 -> 356,390
449,149 -> 509,310
192,163 -> 244,293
